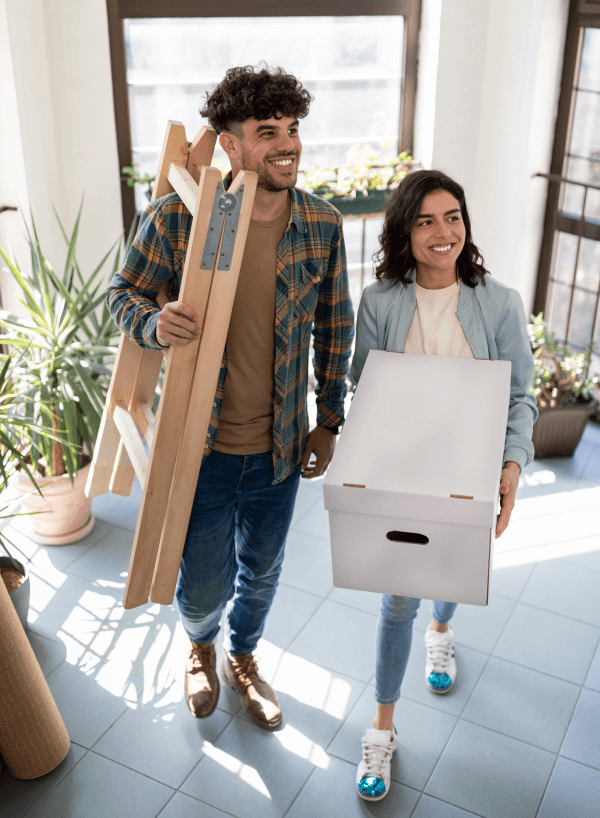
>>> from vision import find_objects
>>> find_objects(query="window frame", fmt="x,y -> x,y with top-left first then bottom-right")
533,0 -> 600,320
106,0 -> 421,229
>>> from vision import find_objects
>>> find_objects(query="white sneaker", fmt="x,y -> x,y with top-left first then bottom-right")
425,625 -> 457,694
356,726 -> 398,801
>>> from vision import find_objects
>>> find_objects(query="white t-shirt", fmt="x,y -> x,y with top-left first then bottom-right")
404,280 -> 474,358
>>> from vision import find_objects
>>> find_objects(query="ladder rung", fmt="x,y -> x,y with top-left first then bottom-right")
132,402 -> 156,448
113,405 -> 149,487
167,163 -> 198,213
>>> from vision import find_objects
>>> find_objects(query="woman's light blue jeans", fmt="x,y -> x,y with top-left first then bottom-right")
375,595 -> 458,705
175,450 -> 301,656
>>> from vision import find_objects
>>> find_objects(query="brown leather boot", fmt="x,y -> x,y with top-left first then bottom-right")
184,641 -> 220,718
221,648 -> 282,731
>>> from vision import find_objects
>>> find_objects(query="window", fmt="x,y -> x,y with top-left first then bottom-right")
534,0 -> 600,372
107,1 -> 420,231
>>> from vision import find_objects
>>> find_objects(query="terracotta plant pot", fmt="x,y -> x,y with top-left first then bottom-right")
532,400 -> 597,459
0,556 -> 30,630
12,462 -> 95,545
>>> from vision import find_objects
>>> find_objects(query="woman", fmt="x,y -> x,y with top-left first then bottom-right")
350,170 -> 537,802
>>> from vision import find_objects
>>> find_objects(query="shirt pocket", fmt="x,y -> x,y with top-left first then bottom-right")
295,259 -> 325,321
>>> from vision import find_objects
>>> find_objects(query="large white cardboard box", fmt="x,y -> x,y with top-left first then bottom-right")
324,351 -> 511,605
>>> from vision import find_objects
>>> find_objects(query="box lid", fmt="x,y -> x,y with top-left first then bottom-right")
324,351 -> 511,528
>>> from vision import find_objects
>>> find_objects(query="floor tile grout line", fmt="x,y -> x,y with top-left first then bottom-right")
277,578 -> 332,602
323,679 -> 371,754
494,596 -> 600,634
174,710 -> 238,795
456,712 -> 571,757
556,682 -> 600,767
554,752 -> 600,775
534,751 -> 561,818
21,747 -> 91,818
408,792 -> 485,818
153,790 -> 180,818
80,746 -> 178,791
280,761 -> 321,818
162,788 -> 240,818
50,525 -> 119,574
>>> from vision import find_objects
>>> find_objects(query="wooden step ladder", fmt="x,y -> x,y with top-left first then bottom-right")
86,120 -> 257,610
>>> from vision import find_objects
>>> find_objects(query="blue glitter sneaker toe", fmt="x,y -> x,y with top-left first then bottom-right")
428,672 -> 452,691
358,775 -> 386,798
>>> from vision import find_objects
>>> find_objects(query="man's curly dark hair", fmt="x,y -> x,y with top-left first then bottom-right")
200,63 -> 313,135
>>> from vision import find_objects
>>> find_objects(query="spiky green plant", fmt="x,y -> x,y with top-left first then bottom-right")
0,204 -> 129,480
0,352 -> 48,564
528,312 -> 599,408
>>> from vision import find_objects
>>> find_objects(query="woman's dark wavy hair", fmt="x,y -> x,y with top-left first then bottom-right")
374,169 -> 489,287
200,63 -> 313,134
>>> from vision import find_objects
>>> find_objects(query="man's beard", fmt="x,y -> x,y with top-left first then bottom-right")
241,147 -> 299,191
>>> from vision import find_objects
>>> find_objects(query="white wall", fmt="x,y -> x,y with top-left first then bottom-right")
0,0 -> 122,315
415,0 -> 568,313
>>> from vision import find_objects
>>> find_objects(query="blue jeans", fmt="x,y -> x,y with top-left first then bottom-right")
375,595 -> 458,705
175,450 -> 301,655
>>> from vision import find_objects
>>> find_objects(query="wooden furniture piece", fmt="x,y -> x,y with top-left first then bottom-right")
86,121 -> 257,609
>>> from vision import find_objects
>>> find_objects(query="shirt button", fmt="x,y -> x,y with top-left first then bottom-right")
316,276 -> 321,282
204,444 -> 209,449
213,402 -> 217,407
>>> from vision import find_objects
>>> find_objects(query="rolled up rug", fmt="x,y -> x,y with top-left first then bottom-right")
0,574 -> 70,779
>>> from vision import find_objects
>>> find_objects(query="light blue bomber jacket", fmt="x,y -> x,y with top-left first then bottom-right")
349,273 -> 538,472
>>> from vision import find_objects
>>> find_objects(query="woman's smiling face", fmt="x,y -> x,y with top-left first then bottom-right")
409,189 -> 466,281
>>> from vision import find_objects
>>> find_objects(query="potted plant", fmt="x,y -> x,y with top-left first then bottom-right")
0,205 -> 125,544
0,352 -> 52,627
528,312 -> 599,458
121,162 -> 156,202
302,143 -> 414,215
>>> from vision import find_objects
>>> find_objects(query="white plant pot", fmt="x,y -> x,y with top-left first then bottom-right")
12,462 -> 95,545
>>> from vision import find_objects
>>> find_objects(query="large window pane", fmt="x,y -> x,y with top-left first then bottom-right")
124,15 -> 405,210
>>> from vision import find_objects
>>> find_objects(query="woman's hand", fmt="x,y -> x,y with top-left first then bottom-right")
496,461 -> 521,538
156,301 -> 200,347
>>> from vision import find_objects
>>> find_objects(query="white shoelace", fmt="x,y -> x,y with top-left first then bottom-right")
361,735 -> 396,776
427,635 -> 453,673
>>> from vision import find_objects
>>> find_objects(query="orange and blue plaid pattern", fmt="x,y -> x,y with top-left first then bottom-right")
106,186 -> 354,483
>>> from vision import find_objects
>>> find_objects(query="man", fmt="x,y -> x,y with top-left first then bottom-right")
106,64 -> 354,730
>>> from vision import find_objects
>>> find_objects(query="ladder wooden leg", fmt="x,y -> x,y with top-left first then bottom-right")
86,335 -> 150,498
150,170 -> 257,605
109,347 -> 163,496
122,166 -> 224,609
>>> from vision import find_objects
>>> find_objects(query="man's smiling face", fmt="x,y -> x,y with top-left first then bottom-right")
236,115 -> 302,192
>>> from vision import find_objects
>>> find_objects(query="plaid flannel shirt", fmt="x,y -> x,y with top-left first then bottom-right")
106,185 -> 354,484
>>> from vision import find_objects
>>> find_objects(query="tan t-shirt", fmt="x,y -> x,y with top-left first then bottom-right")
404,280 -> 474,358
213,200 -> 290,454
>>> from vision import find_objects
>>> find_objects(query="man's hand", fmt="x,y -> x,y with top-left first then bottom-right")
300,426 -> 336,479
496,460 -> 521,538
156,301 -> 200,347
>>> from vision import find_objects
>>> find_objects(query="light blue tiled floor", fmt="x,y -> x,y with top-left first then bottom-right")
1,422 -> 600,818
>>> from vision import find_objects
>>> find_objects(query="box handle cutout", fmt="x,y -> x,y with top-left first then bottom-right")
386,531 -> 429,545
